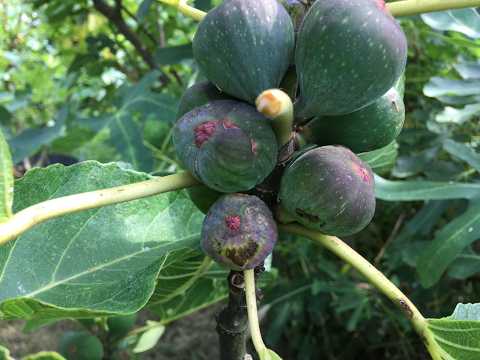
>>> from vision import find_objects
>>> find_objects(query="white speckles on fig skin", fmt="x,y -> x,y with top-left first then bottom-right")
279,146 -> 376,236
201,194 -> 277,271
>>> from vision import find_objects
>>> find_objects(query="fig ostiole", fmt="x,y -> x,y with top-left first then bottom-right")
201,193 -> 278,271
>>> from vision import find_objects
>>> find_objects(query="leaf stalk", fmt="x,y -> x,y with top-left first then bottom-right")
0,172 -> 198,246
280,224 -> 443,360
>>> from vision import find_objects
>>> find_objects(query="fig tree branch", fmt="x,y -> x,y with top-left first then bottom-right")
93,0 -> 168,83
280,224 -> 443,360
0,172 -> 198,246
156,0 -> 480,20
217,271 -> 249,360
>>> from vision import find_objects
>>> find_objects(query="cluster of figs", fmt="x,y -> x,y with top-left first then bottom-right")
173,0 -> 408,272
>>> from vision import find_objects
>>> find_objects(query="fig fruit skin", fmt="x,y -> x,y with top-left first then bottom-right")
201,193 -> 278,271
295,0 -> 407,118
187,184 -> 223,214
303,87 -> 405,153
58,331 -> 104,360
177,81 -> 232,119
193,0 -> 295,103
173,100 -> 278,193
279,146 -> 376,236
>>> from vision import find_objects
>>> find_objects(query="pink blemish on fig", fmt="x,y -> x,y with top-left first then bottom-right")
352,162 -> 372,183
194,121 -> 218,148
251,139 -> 258,155
225,215 -> 241,231
375,0 -> 386,10
222,119 -> 239,129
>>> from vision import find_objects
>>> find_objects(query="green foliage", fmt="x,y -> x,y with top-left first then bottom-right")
0,128 -> 13,222
1,1 -> 480,359
0,162 -> 203,320
427,303 -> 480,360
193,0 -> 295,103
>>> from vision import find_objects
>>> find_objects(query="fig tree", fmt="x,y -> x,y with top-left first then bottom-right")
201,194 -> 277,271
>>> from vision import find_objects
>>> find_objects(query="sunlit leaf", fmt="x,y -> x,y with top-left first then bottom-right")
0,161 -> 203,321
427,303 -> 480,360
422,9 -> 480,39
0,128 -> 13,222
374,175 -> 480,201
417,201 -> 480,287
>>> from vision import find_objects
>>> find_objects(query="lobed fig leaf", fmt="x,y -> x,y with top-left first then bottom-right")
201,194 -> 277,271
279,146 -> 376,236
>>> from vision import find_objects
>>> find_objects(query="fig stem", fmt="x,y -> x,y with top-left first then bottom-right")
256,89 -> 294,147
244,269 -> 267,355
387,0 -> 480,17
157,0 -> 206,21
0,172 -> 198,246
280,224 -> 443,360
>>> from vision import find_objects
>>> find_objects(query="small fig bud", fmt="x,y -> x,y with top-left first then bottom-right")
201,194 -> 278,271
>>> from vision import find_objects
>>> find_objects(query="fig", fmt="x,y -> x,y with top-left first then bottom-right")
107,314 -> 137,339
58,331 -> 103,360
295,0 -> 407,118
201,194 -> 277,271
303,87 -> 405,153
173,100 -> 278,193
279,146 -> 376,236
177,81 -> 232,119
187,184 -> 223,214
193,0 -> 294,103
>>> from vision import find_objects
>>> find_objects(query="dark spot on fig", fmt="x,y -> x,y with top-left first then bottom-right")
225,240 -> 259,267
296,208 -> 320,223
398,299 -> 413,319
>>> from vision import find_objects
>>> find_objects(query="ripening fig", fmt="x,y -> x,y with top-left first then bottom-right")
295,0 -> 407,118
193,0 -> 295,103
187,184 -> 223,214
173,100 -> 278,193
58,332 -> 104,360
303,87 -> 405,153
279,146 -> 376,236
177,81 -> 232,119
201,194 -> 278,271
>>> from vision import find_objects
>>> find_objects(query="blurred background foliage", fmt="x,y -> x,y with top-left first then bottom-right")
1,1 -> 480,359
